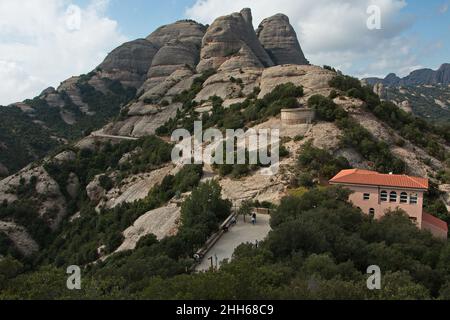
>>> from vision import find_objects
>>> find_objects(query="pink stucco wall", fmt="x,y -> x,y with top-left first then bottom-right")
422,220 -> 448,239
340,184 -> 424,228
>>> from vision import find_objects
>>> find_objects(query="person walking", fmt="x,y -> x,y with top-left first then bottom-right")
251,213 -> 256,225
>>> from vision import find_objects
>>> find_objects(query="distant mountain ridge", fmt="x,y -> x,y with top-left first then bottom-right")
364,63 -> 450,87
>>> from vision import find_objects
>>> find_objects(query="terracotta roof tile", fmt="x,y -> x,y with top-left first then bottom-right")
329,169 -> 429,190
423,212 -> 448,232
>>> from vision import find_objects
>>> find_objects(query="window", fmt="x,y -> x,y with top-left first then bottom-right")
380,191 -> 388,202
369,208 -> 375,215
363,193 -> 370,200
390,191 -> 397,203
400,192 -> 408,204
410,194 -> 418,205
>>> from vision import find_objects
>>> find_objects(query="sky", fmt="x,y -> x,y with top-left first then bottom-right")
0,0 -> 449,105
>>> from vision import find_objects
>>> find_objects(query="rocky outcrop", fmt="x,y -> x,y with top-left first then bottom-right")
373,82 -> 386,99
195,69 -> 262,102
139,20 -> 206,92
95,165 -> 175,210
400,100 -> 413,113
104,102 -> 182,137
258,65 -> 336,99
57,76 -> 89,113
115,204 -> 181,252
197,8 -> 274,72
146,20 -> 206,48
99,39 -> 159,89
0,221 -> 39,256
256,13 -> 308,66
435,63 -> 450,84
0,166 -> 67,229
86,175 -> 106,204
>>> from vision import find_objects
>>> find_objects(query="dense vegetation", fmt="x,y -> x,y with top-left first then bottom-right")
2,186 -> 450,300
297,142 -> 349,181
157,82 -> 304,135
0,73 -> 136,176
384,84 -> 450,123
39,164 -> 204,266
308,94 -> 406,174
0,106 -> 59,174
329,75 -> 450,163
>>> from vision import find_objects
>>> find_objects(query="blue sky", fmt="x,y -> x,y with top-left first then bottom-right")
79,0 -> 450,74
0,0 -> 449,105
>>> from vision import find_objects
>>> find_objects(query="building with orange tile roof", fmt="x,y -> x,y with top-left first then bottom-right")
330,169 -> 447,239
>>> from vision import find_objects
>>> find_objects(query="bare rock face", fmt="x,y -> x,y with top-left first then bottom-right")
0,166 -> 67,229
256,13 -> 309,66
0,221 -> 39,256
197,8 -> 274,72
373,82 -> 386,99
146,20 -> 206,48
140,68 -> 195,102
400,100 -> 413,113
54,150 -> 77,163
195,69 -> 262,102
57,76 -> 89,113
140,21 -> 206,92
99,39 -> 159,88
86,175 -> 106,204
147,42 -> 199,79
115,204 -> 181,253
259,65 -> 336,99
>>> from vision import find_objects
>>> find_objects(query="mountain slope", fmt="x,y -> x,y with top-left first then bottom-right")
365,64 -> 450,87
1,8 -> 450,300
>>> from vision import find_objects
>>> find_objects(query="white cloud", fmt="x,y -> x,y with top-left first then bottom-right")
186,0 -> 416,78
439,2 -> 449,14
0,0 -> 127,105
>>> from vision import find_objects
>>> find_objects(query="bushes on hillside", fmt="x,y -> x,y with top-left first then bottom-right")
308,95 -> 346,121
298,142 -> 350,180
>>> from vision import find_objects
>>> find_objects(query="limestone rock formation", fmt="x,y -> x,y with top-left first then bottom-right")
256,13 -> 309,65
259,65 -> 336,99
146,20 -> 206,48
0,221 -> 39,256
373,82 -> 386,99
116,204 -> 181,252
400,100 -> 413,113
99,39 -> 159,88
197,8 -> 274,72
0,166 -> 67,229
365,63 -> 450,87
140,20 -> 206,92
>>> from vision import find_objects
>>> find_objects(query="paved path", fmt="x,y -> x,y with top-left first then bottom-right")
196,214 -> 271,272
91,132 -> 139,141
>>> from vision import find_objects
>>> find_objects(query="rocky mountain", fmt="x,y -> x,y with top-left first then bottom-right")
256,13 -> 309,65
365,64 -> 450,87
1,8 -> 450,300
0,9 -> 310,178
363,64 -> 450,122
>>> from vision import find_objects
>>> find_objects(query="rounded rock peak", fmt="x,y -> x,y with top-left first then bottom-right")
240,8 -> 253,25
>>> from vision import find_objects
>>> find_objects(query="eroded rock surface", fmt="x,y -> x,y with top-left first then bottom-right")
257,13 -> 309,66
